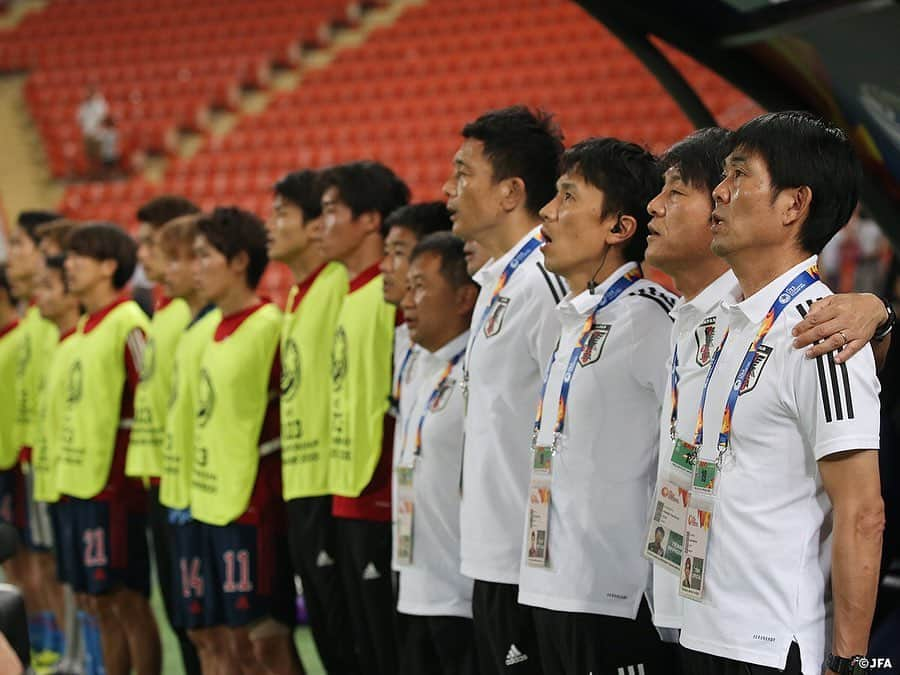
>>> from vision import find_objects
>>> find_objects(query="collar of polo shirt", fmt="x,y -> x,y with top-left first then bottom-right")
560,261 -> 640,320
670,269 -> 739,324
429,330 -> 470,363
472,226 -> 542,288
723,255 -> 818,323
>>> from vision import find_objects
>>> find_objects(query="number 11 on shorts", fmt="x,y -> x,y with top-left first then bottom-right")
222,549 -> 253,593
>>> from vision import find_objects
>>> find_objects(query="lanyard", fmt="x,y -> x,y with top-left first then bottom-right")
669,347 -> 680,439
692,265 -> 820,464
463,232 -> 544,390
533,266 -> 643,449
392,346 -> 416,404
412,348 -> 466,457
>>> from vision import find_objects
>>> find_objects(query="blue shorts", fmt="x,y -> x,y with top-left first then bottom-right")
58,497 -> 151,597
168,508 -> 212,629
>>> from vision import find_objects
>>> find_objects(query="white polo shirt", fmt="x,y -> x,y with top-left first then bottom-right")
678,257 -> 881,673
518,263 -> 677,617
460,226 -> 567,584
396,331 -> 473,617
652,270 -> 739,629
391,322 -> 423,572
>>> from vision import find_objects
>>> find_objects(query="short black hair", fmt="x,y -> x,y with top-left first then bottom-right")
560,137 -> 661,263
409,232 -> 476,291
196,207 -> 269,289
659,127 -> 732,203
136,195 -> 200,229
318,161 -> 410,223
730,111 -> 860,254
274,170 -> 323,222
17,210 -> 62,244
462,105 -> 565,216
382,201 -> 452,239
67,222 -> 137,289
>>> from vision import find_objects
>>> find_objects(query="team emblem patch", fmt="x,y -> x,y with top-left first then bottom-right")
578,323 -> 611,367
694,317 -> 717,367
739,345 -> 773,394
281,338 -> 301,401
140,337 -> 157,382
197,368 -> 214,427
331,327 -> 348,387
484,297 -> 510,337
67,360 -> 83,404
429,378 -> 457,412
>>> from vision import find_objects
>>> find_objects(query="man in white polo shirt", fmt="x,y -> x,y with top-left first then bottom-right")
382,202 -> 453,578
518,137 -> 676,674
395,232 -> 479,675
442,105 -> 566,674
645,128 -> 894,663
675,111 -> 883,675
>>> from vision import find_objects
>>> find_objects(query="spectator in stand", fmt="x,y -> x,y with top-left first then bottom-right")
76,87 -> 108,173
96,116 -> 121,177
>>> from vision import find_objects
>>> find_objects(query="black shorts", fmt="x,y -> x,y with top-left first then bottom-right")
680,642 -> 801,675
398,614 -> 478,675
471,580 -> 541,674
532,598 -> 666,675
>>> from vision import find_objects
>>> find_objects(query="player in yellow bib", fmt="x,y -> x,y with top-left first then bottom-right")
32,253 -> 87,672
265,169 -> 357,674
190,207 -> 304,675
59,224 -> 161,675
320,161 -> 410,675
129,196 -> 203,675
144,214 -> 222,675
5,211 -> 66,663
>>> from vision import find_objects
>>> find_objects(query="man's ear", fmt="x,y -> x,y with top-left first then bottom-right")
357,210 -> 381,235
99,258 -> 118,283
499,177 -> 526,213
605,214 -> 637,247
781,185 -> 813,229
456,283 -> 478,316
229,250 -> 250,277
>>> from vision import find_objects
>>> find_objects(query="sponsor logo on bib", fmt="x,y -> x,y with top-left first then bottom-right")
281,338 -> 301,401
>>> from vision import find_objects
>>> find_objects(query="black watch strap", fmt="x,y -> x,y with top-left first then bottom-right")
826,652 -> 867,674
874,297 -> 895,342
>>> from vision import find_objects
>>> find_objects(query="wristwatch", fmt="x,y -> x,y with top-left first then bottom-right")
874,297 -> 895,342
825,652 -> 868,674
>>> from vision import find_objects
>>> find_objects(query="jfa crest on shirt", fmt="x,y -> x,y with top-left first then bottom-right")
578,323 -> 611,367
739,344 -> 773,394
695,316 -> 717,367
429,377 -> 457,412
484,297 -> 510,337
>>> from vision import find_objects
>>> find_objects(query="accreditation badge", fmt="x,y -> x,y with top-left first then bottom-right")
396,466 -> 415,566
679,496 -> 714,602
669,438 -> 697,478
644,476 -> 689,574
526,446 -> 552,568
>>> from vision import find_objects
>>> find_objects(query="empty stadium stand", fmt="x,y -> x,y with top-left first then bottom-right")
0,0 -> 354,177
3,0 -> 762,301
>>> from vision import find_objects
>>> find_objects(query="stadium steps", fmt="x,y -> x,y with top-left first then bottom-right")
0,73 -> 62,223
0,0 -> 47,31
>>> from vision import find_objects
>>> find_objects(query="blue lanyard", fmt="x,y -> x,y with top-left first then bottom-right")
693,265 -> 820,458
472,233 -> 544,339
414,348 -> 466,456
393,346 -> 415,404
533,266 -> 643,445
